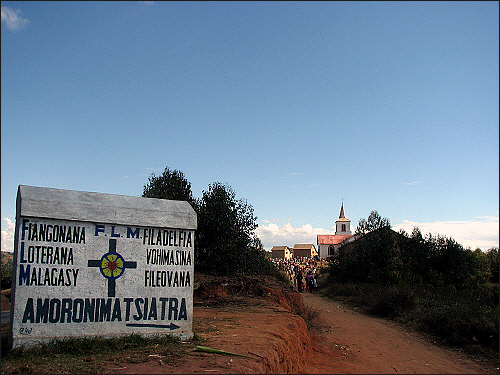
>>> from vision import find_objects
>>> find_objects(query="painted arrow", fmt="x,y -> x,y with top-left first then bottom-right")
126,323 -> 180,330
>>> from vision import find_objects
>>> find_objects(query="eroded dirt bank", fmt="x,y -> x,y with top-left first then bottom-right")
190,274 -> 316,374
101,274 -> 315,374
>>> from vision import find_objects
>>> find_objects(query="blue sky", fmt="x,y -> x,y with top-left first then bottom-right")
2,1 -> 498,252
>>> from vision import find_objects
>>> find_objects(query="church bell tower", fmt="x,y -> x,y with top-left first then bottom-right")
335,202 -> 352,235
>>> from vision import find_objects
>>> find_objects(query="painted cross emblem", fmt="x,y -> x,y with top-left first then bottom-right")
88,239 -> 137,297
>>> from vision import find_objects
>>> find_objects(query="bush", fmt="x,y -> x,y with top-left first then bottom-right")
328,227 -> 398,284
367,286 -> 417,319
1,263 -> 12,290
293,304 -> 320,328
416,286 -> 499,350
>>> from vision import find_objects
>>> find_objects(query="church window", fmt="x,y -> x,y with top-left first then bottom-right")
342,224 -> 346,232
328,245 -> 335,256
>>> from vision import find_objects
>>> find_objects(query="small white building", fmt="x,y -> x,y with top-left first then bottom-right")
317,203 -> 357,259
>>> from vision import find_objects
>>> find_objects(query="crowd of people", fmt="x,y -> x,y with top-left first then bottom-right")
269,257 -> 325,293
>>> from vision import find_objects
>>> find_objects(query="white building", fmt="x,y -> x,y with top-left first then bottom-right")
317,202 -> 357,259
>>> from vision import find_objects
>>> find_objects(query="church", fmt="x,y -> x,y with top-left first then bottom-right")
317,202 -> 358,259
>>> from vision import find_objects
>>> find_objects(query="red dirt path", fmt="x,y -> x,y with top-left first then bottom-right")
103,275 -> 496,374
301,292 -> 495,374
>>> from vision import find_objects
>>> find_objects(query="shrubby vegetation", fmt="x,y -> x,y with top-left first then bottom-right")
328,225 -> 498,287
324,211 -> 499,361
143,167 -> 277,277
1,261 -> 13,290
194,182 -> 275,276
355,210 -> 390,234
143,167 -> 196,204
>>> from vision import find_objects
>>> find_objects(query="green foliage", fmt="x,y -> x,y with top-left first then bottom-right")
485,247 -> 499,283
401,231 -> 499,288
416,286 -> 499,350
323,220 -> 499,363
142,168 -> 271,277
328,225 -> 498,289
366,285 -> 418,319
195,182 -> 272,276
1,261 -> 13,290
328,227 -> 400,284
356,210 -> 391,234
142,167 -> 195,205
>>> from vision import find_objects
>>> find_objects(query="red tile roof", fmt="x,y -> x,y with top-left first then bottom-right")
317,234 -> 354,245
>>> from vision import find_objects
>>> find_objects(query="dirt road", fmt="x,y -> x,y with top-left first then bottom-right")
104,278 -> 496,374
300,292 -> 495,374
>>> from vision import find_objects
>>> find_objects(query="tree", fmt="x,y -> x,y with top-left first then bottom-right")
142,167 -> 194,205
356,210 -> 391,234
141,169 -> 272,277
195,182 -> 264,275
485,247 -> 499,283
329,226 -> 399,283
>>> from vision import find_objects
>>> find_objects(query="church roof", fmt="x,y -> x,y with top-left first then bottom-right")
336,217 -> 350,222
339,202 -> 348,219
271,246 -> 289,251
293,243 -> 316,250
317,234 -> 354,245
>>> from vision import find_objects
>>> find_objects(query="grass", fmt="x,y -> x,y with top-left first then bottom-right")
320,281 -> 499,367
293,303 -> 320,329
1,331 -> 203,374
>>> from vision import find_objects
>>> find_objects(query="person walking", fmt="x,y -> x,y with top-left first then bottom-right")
293,264 -> 298,287
296,270 -> 303,292
306,270 -> 314,293
312,273 -> 318,292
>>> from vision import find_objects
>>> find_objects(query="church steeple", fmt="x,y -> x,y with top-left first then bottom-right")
339,202 -> 347,219
335,202 -> 352,235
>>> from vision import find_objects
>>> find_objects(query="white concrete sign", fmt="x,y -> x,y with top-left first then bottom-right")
9,185 -> 197,348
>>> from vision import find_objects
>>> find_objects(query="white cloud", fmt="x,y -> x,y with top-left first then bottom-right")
1,218 -> 15,252
3,214 -> 496,254
256,217 -> 499,252
262,219 -> 280,224
255,221 -> 335,251
392,217 -> 499,250
1,6 -> 29,31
